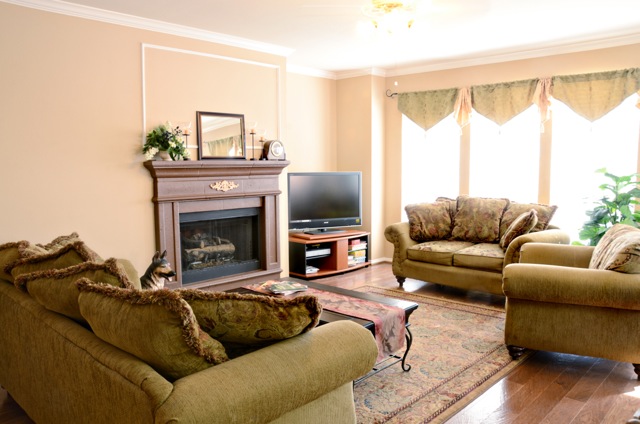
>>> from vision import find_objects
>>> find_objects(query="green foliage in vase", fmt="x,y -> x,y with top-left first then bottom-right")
577,168 -> 640,246
143,123 -> 190,161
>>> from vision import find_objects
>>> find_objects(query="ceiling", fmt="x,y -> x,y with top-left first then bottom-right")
15,0 -> 640,77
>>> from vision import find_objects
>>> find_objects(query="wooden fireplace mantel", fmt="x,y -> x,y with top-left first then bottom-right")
144,159 -> 289,291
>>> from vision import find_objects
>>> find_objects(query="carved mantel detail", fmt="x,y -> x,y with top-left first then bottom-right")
210,180 -> 239,192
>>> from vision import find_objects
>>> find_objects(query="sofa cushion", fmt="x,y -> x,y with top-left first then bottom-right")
0,241 -> 47,282
589,224 -> 640,273
435,196 -> 457,222
14,258 -> 139,322
35,232 -> 82,251
76,279 -> 228,381
500,202 -> 557,236
178,289 -> 321,357
407,240 -> 474,266
8,241 -> 102,279
499,209 -> 539,249
406,202 -> 453,242
451,196 -> 510,243
453,243 -> 505,272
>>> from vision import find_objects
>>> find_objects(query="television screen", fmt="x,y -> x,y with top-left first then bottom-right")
288,172 -> 362,234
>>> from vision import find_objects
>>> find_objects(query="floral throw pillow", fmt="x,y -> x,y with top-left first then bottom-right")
589,224 -> 640,273
500,202 -> 557,237
451,197 -> 509,243
178,289 -> 321,344
499,209 -> 538,248
405,202 -> 453,242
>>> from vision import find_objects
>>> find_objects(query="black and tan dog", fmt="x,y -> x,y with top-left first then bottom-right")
140,250 -> 176,290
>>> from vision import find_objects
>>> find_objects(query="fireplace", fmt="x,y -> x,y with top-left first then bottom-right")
144,160 -> 288,290
180,208 -> 260,285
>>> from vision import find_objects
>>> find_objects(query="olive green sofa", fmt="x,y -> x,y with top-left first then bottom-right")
503,224 -> 640,378
0,235 -> 378,424
385,196 -> 570,295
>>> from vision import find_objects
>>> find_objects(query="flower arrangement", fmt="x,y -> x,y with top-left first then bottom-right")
143,122 -> 190,161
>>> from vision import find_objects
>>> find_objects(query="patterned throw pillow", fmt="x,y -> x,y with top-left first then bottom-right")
499,209 -> 539,248
178,289 -> 321,352
14,258 -> 138,322
500,202 -> 557,237
405,202 -> 453,242
36,232 -> 82,251
76,279 -> 228,381
0,241 -> 47,282
589,224 -> 640,273
451,197 -> 510,243
8,241 -> 102,280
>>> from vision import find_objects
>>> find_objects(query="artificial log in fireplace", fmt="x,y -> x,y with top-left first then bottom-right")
144,159 -> 289,291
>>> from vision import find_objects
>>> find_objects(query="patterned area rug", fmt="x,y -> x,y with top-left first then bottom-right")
352,286 -> 531,424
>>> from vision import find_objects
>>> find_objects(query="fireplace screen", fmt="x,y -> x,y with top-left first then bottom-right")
180,208 -> 261,285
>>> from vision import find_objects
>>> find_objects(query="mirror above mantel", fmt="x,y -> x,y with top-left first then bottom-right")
196,111 -> 246,160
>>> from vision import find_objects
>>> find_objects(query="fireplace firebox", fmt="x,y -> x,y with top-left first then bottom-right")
144,160 -> 288,290
180,208 -> 260,285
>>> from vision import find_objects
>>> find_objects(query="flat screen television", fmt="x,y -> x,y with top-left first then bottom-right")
287,171 -> 362,235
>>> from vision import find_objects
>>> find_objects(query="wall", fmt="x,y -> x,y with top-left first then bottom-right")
0,3 -> 287,274
3,2 -> 640,269
382,43 -> 640,258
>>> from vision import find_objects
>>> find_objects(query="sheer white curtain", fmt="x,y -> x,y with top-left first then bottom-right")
469,105 -> 540,201
401,114 -> 460,217
550,94 -> 640,243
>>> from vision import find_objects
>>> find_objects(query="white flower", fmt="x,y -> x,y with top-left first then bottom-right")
144,147 -> 159,160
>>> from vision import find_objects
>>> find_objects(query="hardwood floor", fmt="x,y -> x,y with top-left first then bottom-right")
2,263 -> 639,423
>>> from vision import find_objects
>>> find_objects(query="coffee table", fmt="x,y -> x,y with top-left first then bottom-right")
233,279 -> 419,382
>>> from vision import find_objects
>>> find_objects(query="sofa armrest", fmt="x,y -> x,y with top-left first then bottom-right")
519,243 -> 594,268
503,229 -> 570,266
384,222 -> 418,264
157,320 -> 378,424
503,263 -> 640,310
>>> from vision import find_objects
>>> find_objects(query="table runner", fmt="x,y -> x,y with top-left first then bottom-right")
244,284 -> 405,361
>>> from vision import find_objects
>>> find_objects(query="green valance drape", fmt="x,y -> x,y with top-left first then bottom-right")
551,68 -> 640,121
471,79 -> 538,126
396,68 -> 640,130
397,88 -> 458,131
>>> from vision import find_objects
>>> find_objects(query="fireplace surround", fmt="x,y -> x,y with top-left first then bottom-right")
144,159 -> 289,290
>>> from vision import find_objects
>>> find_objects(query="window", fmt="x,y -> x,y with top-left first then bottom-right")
400,92 -> 639,240
549,94 -> 640,242
469,105 -> 540,202
401,114 -> 459,216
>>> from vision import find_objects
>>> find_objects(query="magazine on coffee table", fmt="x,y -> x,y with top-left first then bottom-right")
259,280 -> 308,295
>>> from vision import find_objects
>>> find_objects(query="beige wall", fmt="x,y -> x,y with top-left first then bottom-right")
381,43 -> 640,258
0,3 -> 286,274
3,2 -> 640,271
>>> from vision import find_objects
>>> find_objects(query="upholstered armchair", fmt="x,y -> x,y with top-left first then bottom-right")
502,224 -> 640,379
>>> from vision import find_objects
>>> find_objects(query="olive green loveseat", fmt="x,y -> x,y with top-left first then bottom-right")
0,235 -> 378,424
385,196 -> 570,295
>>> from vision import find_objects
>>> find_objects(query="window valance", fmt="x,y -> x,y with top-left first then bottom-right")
397,68 -> 640,130
398,88 -> 458,131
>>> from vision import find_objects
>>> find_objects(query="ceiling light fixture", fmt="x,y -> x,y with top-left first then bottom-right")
362,0 -> 417,34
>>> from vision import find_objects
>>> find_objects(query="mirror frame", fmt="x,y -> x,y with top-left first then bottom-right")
196,111 -> 246,160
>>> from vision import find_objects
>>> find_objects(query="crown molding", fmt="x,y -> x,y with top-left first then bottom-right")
3,0 -> 294,57
286,64 -> 337,80
386,31 -> 640,77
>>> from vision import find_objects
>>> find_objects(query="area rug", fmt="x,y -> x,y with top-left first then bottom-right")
352,286 -> 531,424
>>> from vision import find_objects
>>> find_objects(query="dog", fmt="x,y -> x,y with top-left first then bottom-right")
140,250 -> 176,290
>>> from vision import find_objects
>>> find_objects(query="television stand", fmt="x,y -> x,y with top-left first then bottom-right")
289,230 -> 370,279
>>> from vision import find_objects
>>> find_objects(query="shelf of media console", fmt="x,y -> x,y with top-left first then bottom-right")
288,230 -> 370,279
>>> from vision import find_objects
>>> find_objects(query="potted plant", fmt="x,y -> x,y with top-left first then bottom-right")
143,123 -> 190,161
577,168 -> 640,246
